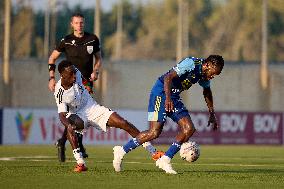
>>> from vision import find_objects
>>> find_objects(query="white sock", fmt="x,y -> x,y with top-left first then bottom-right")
73,148 -> 85,165
142,142 -> 157,155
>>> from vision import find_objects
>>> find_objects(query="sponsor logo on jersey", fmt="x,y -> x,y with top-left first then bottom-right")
72,40 -> 75,45
87,46 -> 93,54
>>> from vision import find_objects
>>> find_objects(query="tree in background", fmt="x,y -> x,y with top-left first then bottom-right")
187,0 -> 213,57
11,1 -> 34,59
104,0 -> 143,60
0,0 -> 4,58
205,0 -> 284,62
115,0 -> 178,60
268,0 -> 284,61
32,10 -> 44,58
205,0 -> 262,61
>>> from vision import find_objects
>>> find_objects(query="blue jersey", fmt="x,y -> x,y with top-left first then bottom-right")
157,57 -> 210,96
148,57 -> 210,122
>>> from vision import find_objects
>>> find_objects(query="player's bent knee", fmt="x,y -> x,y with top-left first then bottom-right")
183,125 -> 196,137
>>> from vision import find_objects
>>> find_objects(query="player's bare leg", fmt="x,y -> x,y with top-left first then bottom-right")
57,129 -> 88,162
107,112 -> 140,137
76,133 -> 88,158
175,116 -> 196,143
136,122 -> 165,160
56,128 -> 88,161
68,114 -> 89,158
66,127 -> 78,149
136,121 -> 164,143
66,127 -> 87,173
65,115 -> 87,172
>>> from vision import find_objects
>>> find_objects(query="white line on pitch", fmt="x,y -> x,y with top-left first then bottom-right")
1,157 -> 284,168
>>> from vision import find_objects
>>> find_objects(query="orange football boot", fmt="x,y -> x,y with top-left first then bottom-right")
152,151 -> 165,161
74,163 -> 88,173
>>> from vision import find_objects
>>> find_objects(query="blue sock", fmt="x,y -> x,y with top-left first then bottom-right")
165,141 -> 181,159
123,138 -> 141,153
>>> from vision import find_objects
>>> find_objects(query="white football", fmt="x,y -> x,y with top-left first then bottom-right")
180,141 -> 200,162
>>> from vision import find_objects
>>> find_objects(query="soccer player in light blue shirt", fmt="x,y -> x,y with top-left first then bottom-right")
113,55 -> 224,174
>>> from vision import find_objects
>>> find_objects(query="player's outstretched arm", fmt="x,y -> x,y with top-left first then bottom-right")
90,51 -> 102,81
48,50 -> 61,92
164,70 -> 178,112
203,87 -> 219,130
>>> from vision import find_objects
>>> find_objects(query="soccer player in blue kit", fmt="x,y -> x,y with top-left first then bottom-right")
113,55 -> 224,174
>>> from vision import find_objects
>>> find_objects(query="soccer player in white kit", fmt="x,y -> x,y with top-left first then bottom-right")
54,60 -> 163,172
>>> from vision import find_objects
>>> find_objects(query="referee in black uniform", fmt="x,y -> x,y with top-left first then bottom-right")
48,13 -> 102,162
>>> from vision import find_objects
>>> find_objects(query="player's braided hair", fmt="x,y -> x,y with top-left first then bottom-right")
206,55 -> 224,73
58,60 -> 73,74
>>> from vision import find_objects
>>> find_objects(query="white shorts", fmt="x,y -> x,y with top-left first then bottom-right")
67,104 -> 114,132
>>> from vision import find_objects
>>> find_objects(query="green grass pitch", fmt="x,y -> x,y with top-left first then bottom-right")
0,145 -> 284,189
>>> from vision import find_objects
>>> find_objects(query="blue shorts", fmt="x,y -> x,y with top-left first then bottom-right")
147,80 -> 189,123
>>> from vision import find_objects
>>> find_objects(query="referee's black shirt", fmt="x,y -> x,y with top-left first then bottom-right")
56,32 -> 100,79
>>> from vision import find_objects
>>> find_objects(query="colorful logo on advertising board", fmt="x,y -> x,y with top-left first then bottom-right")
15,112 -> 33,142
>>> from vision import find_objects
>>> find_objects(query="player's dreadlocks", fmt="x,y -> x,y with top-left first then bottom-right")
206,55 -> 224,73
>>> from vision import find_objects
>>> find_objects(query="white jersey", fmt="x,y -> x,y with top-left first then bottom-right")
54,68 -> 113,132
54,69 -> 96,114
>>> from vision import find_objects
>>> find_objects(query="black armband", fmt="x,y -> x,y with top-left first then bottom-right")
48,64 -> 56,72
49,76 -> 55,81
